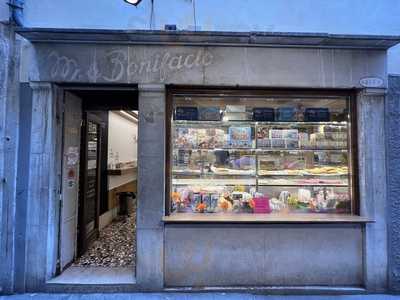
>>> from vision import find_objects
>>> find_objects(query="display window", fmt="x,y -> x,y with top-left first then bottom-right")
167,89 -> 357,218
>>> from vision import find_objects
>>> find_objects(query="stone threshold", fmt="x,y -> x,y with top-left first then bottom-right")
47,266 -> 136,285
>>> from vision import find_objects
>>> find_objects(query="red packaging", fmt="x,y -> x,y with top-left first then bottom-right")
253,197 -> 272,214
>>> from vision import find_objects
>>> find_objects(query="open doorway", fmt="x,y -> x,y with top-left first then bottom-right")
53,87 -> 138,284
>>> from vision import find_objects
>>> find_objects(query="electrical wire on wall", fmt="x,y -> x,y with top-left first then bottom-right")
149,0 -> 155,29
192,0 -> 197,31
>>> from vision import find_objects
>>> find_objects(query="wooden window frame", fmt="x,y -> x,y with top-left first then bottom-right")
165,86 -> 363,223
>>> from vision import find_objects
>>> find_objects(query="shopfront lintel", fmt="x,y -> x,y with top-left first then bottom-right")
16,28 -> 400,50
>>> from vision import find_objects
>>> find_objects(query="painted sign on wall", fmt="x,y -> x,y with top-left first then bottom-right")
31,44 -> 386,88
48,48 -> 214,82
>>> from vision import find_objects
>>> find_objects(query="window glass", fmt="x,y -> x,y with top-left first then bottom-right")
169,93 -> 354,216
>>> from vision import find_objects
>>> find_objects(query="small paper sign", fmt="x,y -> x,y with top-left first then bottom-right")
66,147 -> 79,166
253,197 -> 271,214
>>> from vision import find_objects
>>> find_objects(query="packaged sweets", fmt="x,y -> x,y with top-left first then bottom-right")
283,129 -> 299,140
177,150 -> 190,167
224,112 -> 251,121
175,107 -> 198,120
269,129 -> 284,139
191,193 -> 202,212
197,128 -> 225,149
257,138 -> 271,148
206,194 -> 219,212
226,105 -> 246,113
174,127 -> 197,149
198,107 -> 221,121
276,107 -> 296,121
304,108 -> 330,122
257,127 -> 272,148
259,157 -> 280,171
253,107 -> 275,121
285,139 -> 299,149
257,127 -> 269,138
271,138 -> 285,148
228,126 -> 253,148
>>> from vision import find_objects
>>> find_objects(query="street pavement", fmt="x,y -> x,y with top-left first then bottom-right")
1,294 -> 400,300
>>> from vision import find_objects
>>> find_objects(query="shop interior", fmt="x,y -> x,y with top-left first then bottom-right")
73,109 -> 138,268
53,89 -> 138,284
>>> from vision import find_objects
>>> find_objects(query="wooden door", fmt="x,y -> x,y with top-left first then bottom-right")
59,92 -> 82,270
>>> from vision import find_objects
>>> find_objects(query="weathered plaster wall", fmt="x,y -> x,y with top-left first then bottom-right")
23,83 -> 64,292
136,84 -> 165,289
0,1 -> 8,23
165,224 -> 363,287
387,75 -> 400,291
357,89 -> 388,291
0,23 -> 20,295
388,46 -> 400,75
14,83 -> 33,293
24,43 -> 387,88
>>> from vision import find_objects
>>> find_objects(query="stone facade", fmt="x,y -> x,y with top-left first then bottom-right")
26,43 -> 386,88
0,30 -> 397,293
0,23 -> 20,295
387,75 -> 400,292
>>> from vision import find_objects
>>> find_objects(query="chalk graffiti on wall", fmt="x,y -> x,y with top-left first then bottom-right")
49,51 -> 82,81
48,48 -> 214,82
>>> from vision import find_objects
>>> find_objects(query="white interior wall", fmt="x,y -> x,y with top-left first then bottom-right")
108,111 -> 138,190
108,111 -> 138,163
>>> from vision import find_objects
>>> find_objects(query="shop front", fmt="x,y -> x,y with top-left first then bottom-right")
15,29 -> 398,293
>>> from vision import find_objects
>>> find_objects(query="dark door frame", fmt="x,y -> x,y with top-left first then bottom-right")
77,112 -> 103,256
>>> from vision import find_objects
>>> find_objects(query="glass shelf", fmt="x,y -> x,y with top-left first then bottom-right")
172,178 -> 257,186
173,120 -> 348,126
173,148 -> 349,151
258,176 -> 348,186
258,183 -> 349,187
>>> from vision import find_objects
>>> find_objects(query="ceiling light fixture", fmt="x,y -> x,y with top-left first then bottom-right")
124,0 -> 142,6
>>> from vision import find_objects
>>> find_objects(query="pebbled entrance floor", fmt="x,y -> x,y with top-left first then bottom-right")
74,211 -> 136,268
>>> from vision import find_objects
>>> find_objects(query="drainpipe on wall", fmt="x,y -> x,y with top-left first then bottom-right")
8,0 -> 24,27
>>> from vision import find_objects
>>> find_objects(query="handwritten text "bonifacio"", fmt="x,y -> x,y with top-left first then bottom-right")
49,48 -> 214,82
92,49 -> 214,82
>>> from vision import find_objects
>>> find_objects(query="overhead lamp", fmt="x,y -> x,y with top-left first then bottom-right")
124,0 -> 142,6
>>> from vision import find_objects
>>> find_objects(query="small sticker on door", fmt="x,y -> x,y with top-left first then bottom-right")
67,179 -> 75,188
67,168 -> 76,188
67,168 -> 76,180
67,147 -> 79,166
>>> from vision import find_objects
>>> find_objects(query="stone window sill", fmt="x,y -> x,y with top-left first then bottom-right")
163,213 -> 373,224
